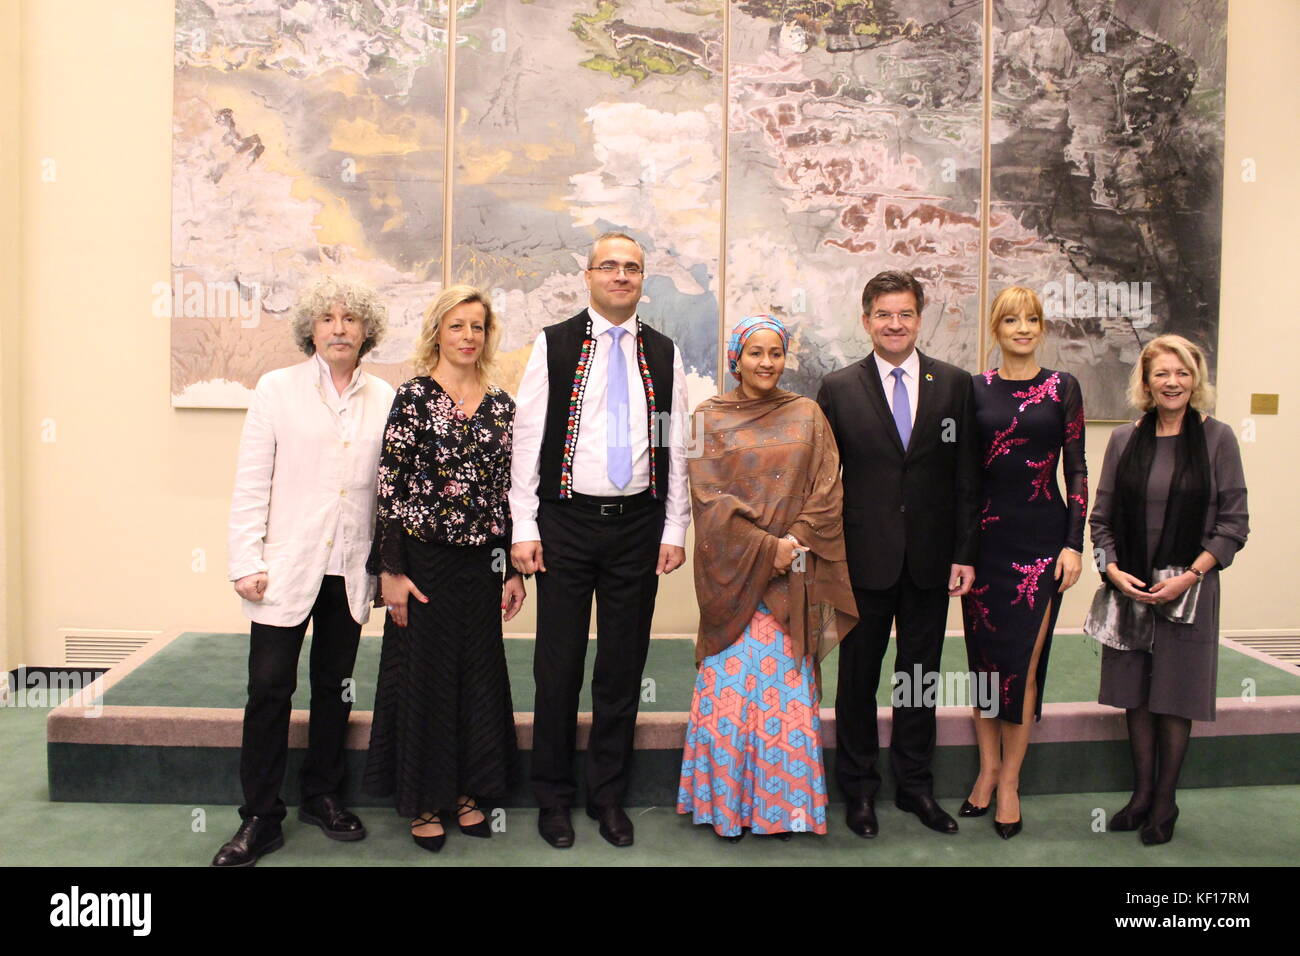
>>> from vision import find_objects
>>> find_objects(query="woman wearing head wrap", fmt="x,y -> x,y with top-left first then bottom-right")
676,315 -> 858,841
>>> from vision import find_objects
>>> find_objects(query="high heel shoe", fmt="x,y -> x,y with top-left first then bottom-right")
457,800 -> 492,838
993,817 -> 1023,840
1109,800 -> 1150,832
1140,806 -> 1179,846
410,812 -> 445,852
958,800 -> 989,817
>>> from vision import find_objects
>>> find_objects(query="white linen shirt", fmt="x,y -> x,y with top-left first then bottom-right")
227,357 -> 397,627
509,308 -> 691,547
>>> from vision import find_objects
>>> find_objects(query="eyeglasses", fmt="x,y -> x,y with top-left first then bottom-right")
871,311 -> 917,321
587,263 -> 643,276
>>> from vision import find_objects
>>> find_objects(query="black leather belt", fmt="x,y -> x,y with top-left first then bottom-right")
564,489 -> 655,516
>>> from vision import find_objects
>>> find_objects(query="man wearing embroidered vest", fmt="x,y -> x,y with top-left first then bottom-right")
510,233 -> 690,848
213,277 -> 396,867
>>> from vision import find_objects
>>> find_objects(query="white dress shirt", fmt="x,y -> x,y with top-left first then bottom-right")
315,354 -> 366,577
228,357 -> 396,627
509,307 -> 691,547
874,348 -> 920,424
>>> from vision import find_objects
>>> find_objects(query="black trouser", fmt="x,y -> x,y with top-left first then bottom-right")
239,575 -> 361,822
835,573 -> 949,801
531,497 -> 664,809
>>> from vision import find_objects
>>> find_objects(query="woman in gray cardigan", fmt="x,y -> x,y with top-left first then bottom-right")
1089,334 -> 1249,846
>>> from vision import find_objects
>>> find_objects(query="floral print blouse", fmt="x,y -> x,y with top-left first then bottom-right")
367,377 -> 515,575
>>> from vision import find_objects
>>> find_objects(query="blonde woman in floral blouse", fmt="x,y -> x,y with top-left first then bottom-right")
362,285 -> 525,853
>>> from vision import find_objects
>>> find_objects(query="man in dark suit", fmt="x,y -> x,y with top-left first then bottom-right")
816,269 -> 980,837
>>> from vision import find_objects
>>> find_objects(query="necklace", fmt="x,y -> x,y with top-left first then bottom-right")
435,375 -> 478,410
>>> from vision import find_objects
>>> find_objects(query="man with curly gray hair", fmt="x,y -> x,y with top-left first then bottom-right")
214,276 -> 396,867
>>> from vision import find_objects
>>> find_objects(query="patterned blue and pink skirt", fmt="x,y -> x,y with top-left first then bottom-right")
677,602 -> 828,836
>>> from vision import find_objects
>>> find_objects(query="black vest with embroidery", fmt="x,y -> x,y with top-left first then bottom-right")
537,310 -> 675,501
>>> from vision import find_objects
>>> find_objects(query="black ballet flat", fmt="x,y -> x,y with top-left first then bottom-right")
457,800 -> 492,839
993,817 -> 1023,840
958,800 -> 989,818
1109,802 -> 1150,832
411,813 -> 446,853
1140,806 -> 1179,846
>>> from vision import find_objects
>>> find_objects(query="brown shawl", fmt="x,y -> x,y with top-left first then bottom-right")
689,388 -> 858,684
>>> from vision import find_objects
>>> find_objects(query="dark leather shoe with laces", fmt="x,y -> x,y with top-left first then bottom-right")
895,792 -> 959,834
586,804 -> 634,847
211,817 -> 284,867
845,798 -> 878,838
298,794 -> 366,841
538,807 -> 575,848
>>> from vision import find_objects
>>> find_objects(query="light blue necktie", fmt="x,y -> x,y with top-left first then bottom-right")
891,366 -> 912,450
605,326 -> 632,489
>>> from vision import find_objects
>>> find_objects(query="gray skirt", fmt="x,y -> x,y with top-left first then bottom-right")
1098,575 -> 1220,722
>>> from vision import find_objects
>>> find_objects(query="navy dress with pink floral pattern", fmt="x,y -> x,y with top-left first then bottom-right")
962,368 -> 1087,724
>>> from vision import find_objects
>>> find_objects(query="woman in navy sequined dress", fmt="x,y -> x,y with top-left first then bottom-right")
960,287 -> 1087,838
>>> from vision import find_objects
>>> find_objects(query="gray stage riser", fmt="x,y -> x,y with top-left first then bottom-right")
48,736 -> 1300,807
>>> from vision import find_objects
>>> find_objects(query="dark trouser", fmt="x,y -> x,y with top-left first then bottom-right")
531,497 -> 664,809
835,573 -> 949,801
239,575 -> 361,822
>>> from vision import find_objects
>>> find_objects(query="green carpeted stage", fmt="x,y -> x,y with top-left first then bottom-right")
46,631 -> 1300,807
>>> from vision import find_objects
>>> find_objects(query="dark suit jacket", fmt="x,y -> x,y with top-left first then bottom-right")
816,350 -> 981,591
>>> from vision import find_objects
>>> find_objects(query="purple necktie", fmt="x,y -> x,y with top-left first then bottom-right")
606,326 -> 632,489
891,367 -> 912,450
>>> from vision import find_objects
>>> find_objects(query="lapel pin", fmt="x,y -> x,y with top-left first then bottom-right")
925,373 -> 934,382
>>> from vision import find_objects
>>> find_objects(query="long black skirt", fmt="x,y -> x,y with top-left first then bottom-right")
363,536 -> 516,817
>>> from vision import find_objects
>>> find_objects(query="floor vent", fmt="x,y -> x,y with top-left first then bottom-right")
1230,635 -> 1300,667
60,629 -> 161,669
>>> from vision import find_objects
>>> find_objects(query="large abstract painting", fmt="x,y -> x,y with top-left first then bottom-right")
170,0 -> 447,406
988,0 -> 1227,419
170,0 -> 1227,418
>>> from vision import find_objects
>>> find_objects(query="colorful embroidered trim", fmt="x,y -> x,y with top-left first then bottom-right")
559,318 -> 596,499
635,322 -> 660,499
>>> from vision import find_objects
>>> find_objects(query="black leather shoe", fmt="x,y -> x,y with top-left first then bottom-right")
586,804 -> 634,847
298,794 -> 366,841
958,800 -> 989,818
845,798 -> 878,838
1140,806 -> 1179,846
716,829 -> 746,843
538,807 -> 575,848
895,793 -> 959,834
993,817 -> 1023,840
1109,800 -> 1150,832
210,817 -> 284,867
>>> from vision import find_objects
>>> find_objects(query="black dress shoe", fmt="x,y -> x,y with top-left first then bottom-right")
586,804 -> 634,847
538,807 -> 575,848
993,817 -> 1023,840
457,800 -> 492,839
1109,801 -> 1150,832
298,794 -> 366,841
1140,806 -> 1179,846
410,813 -> 445,853
958,800 -> 989,818
210,817 -> 284,867
895,793 -> 959,834
845,798 -> 878,838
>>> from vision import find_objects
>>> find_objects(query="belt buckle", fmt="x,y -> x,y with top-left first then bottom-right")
599,502 -> 623,516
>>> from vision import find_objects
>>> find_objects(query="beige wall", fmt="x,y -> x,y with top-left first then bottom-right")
2,0 -> 22,672
9,0 -> 1298,667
